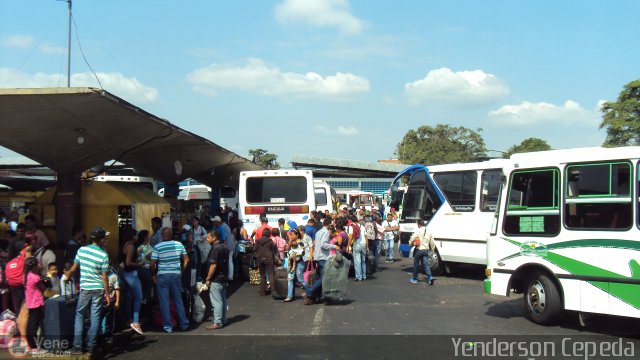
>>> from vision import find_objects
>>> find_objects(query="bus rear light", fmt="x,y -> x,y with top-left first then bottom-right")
244,206 -> 264,215
288,205 -> 309,214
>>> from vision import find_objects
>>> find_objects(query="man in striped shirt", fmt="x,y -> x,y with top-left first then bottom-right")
151,227 -> 190,333
65,226 -> 111,356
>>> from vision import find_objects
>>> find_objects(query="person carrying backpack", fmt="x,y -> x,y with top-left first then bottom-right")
364,216 -> 377,275
348,215 -> 367,281
6,236 -> 33,314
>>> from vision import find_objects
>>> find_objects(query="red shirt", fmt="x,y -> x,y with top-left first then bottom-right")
253,224 -> 272,240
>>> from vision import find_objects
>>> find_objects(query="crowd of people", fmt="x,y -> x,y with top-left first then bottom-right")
0,205 -> 240,356
247,206 -> 410,305
0,204 -> 437,357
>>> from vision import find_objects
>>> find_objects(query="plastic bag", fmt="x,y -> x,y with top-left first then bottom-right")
322,253 -> 350,299
192,293 -> 206,323
0,310 -> 15,321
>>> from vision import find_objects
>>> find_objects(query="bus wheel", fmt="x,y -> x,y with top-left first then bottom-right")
525,272 -> 561,325
429,250 -> 444,276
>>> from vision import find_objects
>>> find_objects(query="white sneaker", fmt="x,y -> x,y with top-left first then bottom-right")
130,322 -> 145,335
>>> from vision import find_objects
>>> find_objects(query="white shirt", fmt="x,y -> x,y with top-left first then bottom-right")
382,219 -> 398,241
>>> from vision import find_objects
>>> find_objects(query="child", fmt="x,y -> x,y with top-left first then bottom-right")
101,264 -> 120,345
270,228 -> 287,261
24,257 -> 44,352
329,226 -> 340,256
60,261 -> 77,297
283,230 -> 304,303
44,262 -> 60,298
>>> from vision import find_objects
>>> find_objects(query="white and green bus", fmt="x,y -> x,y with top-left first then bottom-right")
485,146 -> 640,325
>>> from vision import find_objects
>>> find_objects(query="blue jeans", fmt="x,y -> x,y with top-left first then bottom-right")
368,240 -> 381,270
157,273 -> 190,332
384,238 -> 394,260
305,260 -> 326,301
123,270 -> 142,323
73,289 -> 103,351
412,249 -> 433,280
352,246 -> 367,280
208,282 -> 227,325
287,270 -> 296,299
228,247 -> 235,281
101,303 -> 116,340
295,260 -> 306,287
138,267 -> 153,303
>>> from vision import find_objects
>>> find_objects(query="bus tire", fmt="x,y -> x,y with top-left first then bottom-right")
429,250 -> 444,276
524,272 -> 561,325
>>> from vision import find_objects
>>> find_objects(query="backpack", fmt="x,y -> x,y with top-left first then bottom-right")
6,251 -> 26,287
349,223 -> 361,243
364,222 -> 375,240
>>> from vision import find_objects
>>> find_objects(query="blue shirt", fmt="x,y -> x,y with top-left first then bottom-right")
151,240 -> 187,275
305,225 -> 317,241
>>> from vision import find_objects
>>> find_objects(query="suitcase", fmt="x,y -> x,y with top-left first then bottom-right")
42,295 -> 77,350
366,256 -> 376,275
241,264 -> 250,282
272,268 -> 288,300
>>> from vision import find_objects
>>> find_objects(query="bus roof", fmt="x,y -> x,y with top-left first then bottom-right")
241,169 -> 313,177
509,146 -> 640,168
426,158 -> 510,173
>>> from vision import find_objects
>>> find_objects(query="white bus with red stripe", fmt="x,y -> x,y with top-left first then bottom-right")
239,169 -> 315,236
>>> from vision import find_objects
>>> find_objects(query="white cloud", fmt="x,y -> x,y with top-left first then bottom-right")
187,58 -> 370,101
314,125 -> 360,136
2,35 -> 34,48
0,67 -> 159,104
488,100 -> 602,127
39,43 -> 65,55
274,0 -> 368,35
405,67 -> 509,108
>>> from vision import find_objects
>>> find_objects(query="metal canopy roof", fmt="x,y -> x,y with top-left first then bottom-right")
290,155 -> 408,178
0,87 -> 262,187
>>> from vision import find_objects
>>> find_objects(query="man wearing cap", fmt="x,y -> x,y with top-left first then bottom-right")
212,216 -> 233,281
151,227 -> 190,333
66,226 -> 111,356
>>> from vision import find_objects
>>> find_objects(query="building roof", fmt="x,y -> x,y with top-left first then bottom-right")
0,87 -> 262,188
290,155 -> 409,178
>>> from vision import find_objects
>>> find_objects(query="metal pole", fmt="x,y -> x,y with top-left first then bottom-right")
66,0 -> 72,87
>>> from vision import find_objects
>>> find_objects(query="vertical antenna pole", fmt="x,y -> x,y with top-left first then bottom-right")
67,0 -> 72,87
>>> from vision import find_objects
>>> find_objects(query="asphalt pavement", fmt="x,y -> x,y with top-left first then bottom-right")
7,257 -> 638,359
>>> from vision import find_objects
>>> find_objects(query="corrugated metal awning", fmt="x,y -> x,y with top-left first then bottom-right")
0,87 -> 262,187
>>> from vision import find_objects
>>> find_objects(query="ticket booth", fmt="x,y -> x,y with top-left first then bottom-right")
30,181 -> 170,262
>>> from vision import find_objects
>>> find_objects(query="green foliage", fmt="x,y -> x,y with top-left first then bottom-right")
395,124 -> 487,165
502,138 -> 552,158
600,79 -> 640,147
248,148 -> 280,169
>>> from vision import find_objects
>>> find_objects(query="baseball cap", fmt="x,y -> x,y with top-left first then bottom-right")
211,216 -> 222,222
89,226 -> 110,240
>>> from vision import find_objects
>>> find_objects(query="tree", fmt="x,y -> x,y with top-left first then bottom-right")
600,79 -> 640,147
502,137 -> 552,158
249,148 -> 280,169
395,124 -> 487,165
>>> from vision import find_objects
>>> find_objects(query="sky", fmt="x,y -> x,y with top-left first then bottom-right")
1,0 -> 639,167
